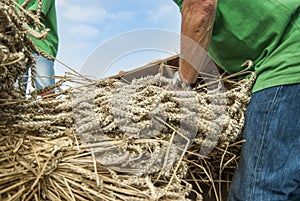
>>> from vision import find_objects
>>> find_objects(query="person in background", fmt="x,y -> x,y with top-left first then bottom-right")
17,0 -> 59,95
173,0 -> 300,200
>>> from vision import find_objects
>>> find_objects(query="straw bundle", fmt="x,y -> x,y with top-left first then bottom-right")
0,0 -> 257,200
0,123 -> 192,201
0,69 -> 256,200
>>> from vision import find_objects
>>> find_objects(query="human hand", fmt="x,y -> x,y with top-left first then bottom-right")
169,71 -> 195,91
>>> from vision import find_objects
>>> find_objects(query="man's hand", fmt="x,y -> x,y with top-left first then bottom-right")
171,71 -> 193,90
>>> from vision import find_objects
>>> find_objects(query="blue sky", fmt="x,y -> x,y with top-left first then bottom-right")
55,0 -> 182,78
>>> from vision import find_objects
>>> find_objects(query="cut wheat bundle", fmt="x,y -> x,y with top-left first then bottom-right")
0,65 -> 255,200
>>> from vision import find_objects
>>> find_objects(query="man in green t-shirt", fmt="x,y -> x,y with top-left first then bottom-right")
173,0 -> 300,200
16,0 -> 59,93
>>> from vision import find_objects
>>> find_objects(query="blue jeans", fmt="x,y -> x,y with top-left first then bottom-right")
23,54 -> 55,90
229,83 -> 300,201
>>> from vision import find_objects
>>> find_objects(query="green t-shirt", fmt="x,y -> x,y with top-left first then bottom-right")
173,0 -> 300,92
16,0 -> 59,58
173,0 -> 183,10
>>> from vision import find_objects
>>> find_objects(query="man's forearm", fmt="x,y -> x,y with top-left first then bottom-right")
179,0 -> 218,83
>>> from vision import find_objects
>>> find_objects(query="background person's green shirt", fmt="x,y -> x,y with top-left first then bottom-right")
16,0 -> 58,58
173,0 -> 300,92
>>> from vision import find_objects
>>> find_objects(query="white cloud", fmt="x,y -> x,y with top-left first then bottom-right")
107,11 -> 135,21
60,4 -> 107,23
58,2 -> 136,26
56,0 -> 67,7
69,24 -> 100,38
148,5 -> 177,23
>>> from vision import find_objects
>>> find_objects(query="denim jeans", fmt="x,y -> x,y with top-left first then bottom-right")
229,83 -> 300,201
23,54 -> 55,90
